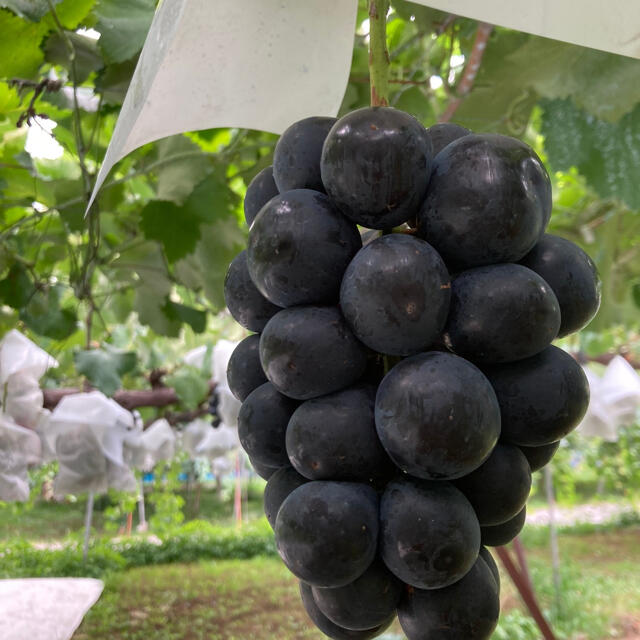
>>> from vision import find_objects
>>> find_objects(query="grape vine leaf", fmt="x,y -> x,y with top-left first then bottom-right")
44,31 -> 103,83
93,0 -> 155,64
504,38 -> 640,124
165,365 -> 210,410
140,171 -> 237,263
0,9 -> 48,78
174,218 -> 245,311
95,57 -> 137,105
48,0 -> 95,29
140,200 -> 202,263
541,99 -> 640,210
19,285 -> 78,339
74,347 -> 138,396
0,0 -> 59,21
391,0 -> 448,31
0,263 -> 34,307
163,300 -> 207,334
394,86 -> 434,125
154,135 -> 213,205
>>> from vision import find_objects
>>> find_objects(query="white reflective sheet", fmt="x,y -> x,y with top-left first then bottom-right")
88,0 -> 359,210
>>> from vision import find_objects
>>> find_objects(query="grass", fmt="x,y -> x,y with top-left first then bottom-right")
73,527 -> 640,640
73,557 -> 329,640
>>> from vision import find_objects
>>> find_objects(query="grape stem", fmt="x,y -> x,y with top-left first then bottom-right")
368,0 -> 390,106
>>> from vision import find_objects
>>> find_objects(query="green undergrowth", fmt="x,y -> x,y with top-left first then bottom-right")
0,519 -> 276,579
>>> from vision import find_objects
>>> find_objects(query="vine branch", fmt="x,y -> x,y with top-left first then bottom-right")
439,21 -> 493,123
43,382 -> 216,413
369,0 -> 390,106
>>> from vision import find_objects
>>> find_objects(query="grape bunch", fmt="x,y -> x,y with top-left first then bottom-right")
224,108 -> 599,640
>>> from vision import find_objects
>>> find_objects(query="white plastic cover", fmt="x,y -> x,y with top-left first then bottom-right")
0,330 -> 58,385
124,418 -> 177,471
578,357 -> 640,441
88,0 -> 358,210
413,0 -> 640,59
43,391 -> 137,497
0,330 -> 58,430
0,413 -> 42,502
184,340 -> 241,428
181,418 -> 239,460
599,356 -> 640,426
87,0 -> 640,213
0,578 -> 104,640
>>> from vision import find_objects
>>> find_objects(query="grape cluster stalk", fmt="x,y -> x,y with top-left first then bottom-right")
224,108 -> 600,640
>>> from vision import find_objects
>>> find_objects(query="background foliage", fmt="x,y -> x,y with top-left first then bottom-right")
0,0 -> 639,395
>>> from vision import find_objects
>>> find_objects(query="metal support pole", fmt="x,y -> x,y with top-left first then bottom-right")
82,490 -> 95,562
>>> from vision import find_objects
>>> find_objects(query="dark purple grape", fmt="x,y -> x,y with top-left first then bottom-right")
340,234 -> 451,356
227,334 -> 267,401
275,481 -> 379,587
244,166 -> 279,227
454,444 -> 532,526
380,477 -> 480,589
397,554 -> 500,640
483,346 -> 590,446
321,107 -> 432,229
286,385 -> 391,483
481,506 -> 527,547
312,559 -> 403,631
273,116 -> 336,192
247,189 -> 361,307
479,546 -> 500,590
223,251 -> 281,332
519,441 -> 560,472
299,582 -> 394,640
375,352 -> 500,480
444,264 -> 560,364
519,233 -> 601,337
260,306 -> 368,400
263,466 -> 308,529
418,133 -> 551,269
248,456 -> 281,480
425,122 -> 471,157
237,382 -> 298,467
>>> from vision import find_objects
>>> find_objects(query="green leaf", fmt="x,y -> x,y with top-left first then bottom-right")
633,283 -> 640,309
111,241 -> 171,296
541,99 -> 640,210
163,300 -> 206,333
95,57 -> 137,105
0,262 -> 34,307
391,1 -> 447,31
94,0 -> 155,64
393,86 -> 434,125
505,38 -> 640,123
453,29 -> 536,135
154,135 -> 212,205
0,9 -> 48,79
48,0 -> 95,29
135,290 -> 181,337
140,200 -> 202,263
141,171 -> 237,263
165,365 -> 210,410
20,285 -> 77,339
174,218 -> 246,311
44,31 -> 103,83
0,0 -> 58,21
107,289 -> 134,323
74,347 -> 137,396
0,81 -> 21,118
52,179 -> 85,231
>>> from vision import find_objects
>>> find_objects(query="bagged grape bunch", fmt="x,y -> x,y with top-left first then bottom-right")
224,108 -> 599,640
